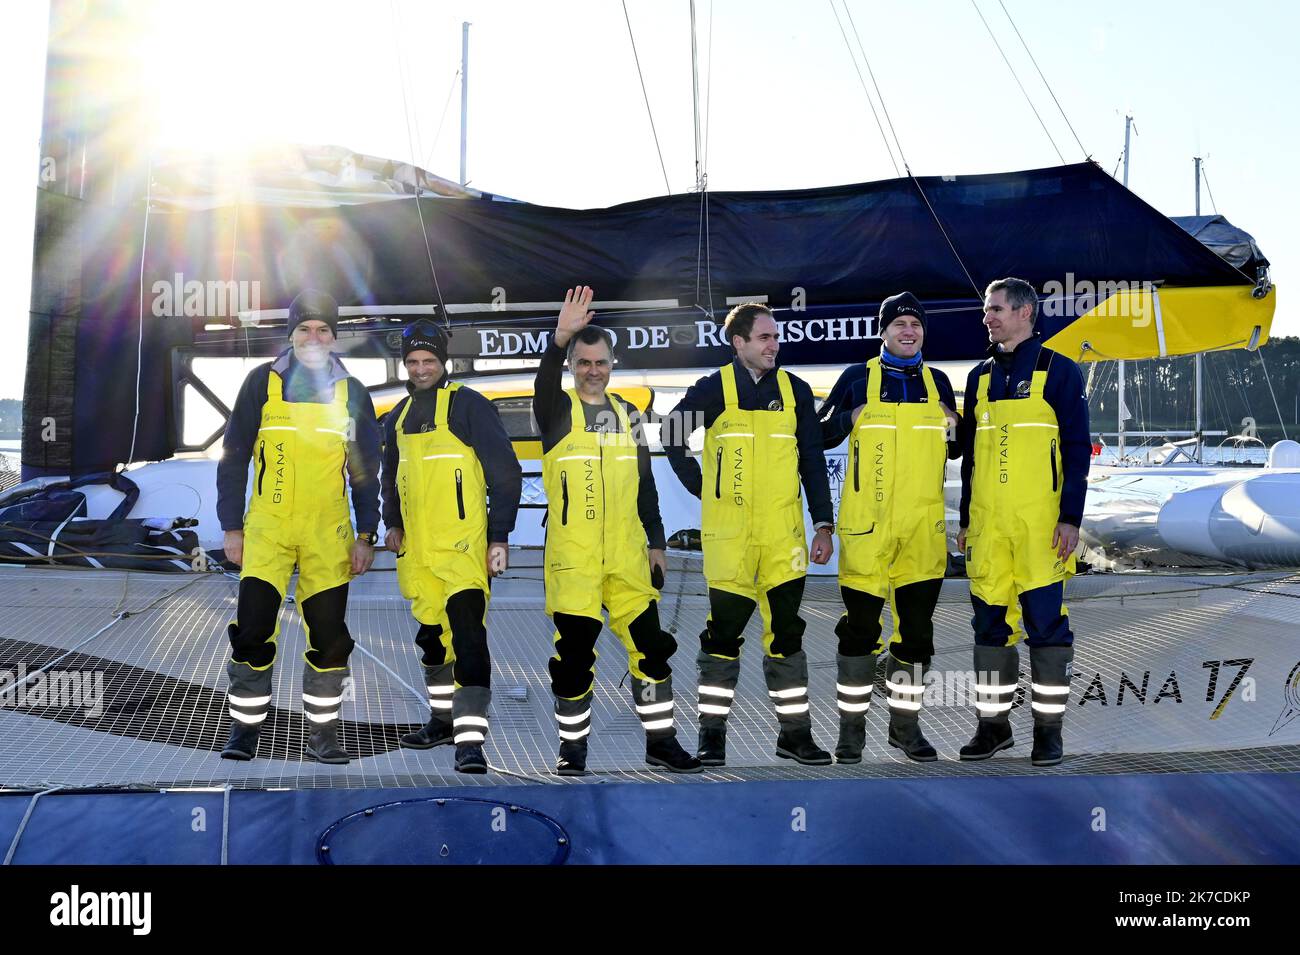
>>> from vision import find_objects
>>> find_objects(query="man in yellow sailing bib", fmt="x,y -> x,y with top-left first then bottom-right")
533,286 -> 701,776
381,321 -> 522,774
665,303 -> 836,766
820,292 -> 960,763
216,290 -> 383,764
956,278 -> 1090,767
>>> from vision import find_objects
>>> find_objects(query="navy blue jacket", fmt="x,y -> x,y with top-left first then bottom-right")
662,358 -> 833,526
958,334 -> 1090,528
532,341 -> 667,550
216,349 -> 382,534
381,378 -> 523,543
819,353 -> 961,458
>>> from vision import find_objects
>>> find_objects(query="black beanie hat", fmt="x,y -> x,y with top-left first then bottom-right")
287,289 -> 340,338
879,291 -> 926,334
401,320 -> 450,364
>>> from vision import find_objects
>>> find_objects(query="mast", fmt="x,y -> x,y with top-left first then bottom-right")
1193,155 -> 1204,461
1117,113 -> 1133,463
690,0 -> 704,191
459,21 -> 470,186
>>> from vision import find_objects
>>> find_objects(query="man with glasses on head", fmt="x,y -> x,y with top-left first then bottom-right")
664,302 -> 836,767
533,286 -> 701,776
819,292 -> 960,764
381,320 -> 522,774
956,277 -> 1090,767
217,289 -> 382,765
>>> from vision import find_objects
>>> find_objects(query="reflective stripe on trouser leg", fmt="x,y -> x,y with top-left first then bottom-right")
630,674 -> 676,740
1029,644 -> 1073,727
835,651 -> 875,757
697,649 -> 740,729
302,664 -> 346,726
554,691 -> 593,742
972,644 -> 1019,725
763,649 -> 811,731
453,685 -> 491,745
835,652 -> 876,717
424,662 -> 455,714
227,659 -> 274,726
885,654 -> 927,726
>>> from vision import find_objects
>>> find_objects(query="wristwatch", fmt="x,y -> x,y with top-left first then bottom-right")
357,531 -> 378,546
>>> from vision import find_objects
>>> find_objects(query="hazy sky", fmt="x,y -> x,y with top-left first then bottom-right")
2,0 -> 1297,402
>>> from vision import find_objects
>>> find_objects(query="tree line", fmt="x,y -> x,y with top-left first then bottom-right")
1086,336 -> 1300,445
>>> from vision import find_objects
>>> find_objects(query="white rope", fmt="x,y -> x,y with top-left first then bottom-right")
3,787 -> 63,865
127,156 -> 152,464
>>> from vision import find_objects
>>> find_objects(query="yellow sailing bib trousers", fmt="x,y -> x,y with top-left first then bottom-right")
238,370 -> 356,669
967,348 -> 1076,616
243,374 -> 356,605
701,365 -> 807,654
838,357 -> 948,595
395,382 -> 489,629
543,390 -> 659,682
394,382 -> 494,747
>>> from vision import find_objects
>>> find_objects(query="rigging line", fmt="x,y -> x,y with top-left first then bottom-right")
621,0 -> 673,195
836,0 -> 980,298
128,155 -> 152,467
1256,346 -> 1289,441
390,0 -> 425,163
968,0 -> 1065,164
230,199 -> 253,362
827,0 -> 899,177
843,0 -> 909,172
1210,356 -> 1234,435
1228,351 -> 1252,421
703,0 -> 714,172
389,0 -> 450,327
908,176 -> 985,300
695,186 -> 704,302
997,0 -> 1089,159
704,181 -> 715,319
421,68 -> 463,172
1200,162 -> 1221,215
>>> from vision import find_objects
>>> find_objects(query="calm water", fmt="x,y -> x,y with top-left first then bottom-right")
1092,445 -> 1270,467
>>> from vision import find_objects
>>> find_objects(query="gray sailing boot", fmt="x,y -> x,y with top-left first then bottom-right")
959,645 -> 1019,760
765,651 -> 832,766
303,665 -> 349,764
554,691 -> 593,776
629,675 -> 702,773
1029,645 -> 1073,767
697,650 -> 740,766
452,684 -> 491,775
401,662 -> 455,749
834,652 -> 876,763
222,660 -> 273,761
885,655 -> 936,762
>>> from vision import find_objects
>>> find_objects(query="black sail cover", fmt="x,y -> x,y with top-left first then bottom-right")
24,160 -> 1259,474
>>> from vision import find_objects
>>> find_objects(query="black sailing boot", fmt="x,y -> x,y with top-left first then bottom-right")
303,665 -> 350,764
766,651 -> 832,766
222,658 -> 273,761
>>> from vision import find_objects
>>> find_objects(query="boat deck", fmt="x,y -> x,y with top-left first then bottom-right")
1,554 -> 1298,793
